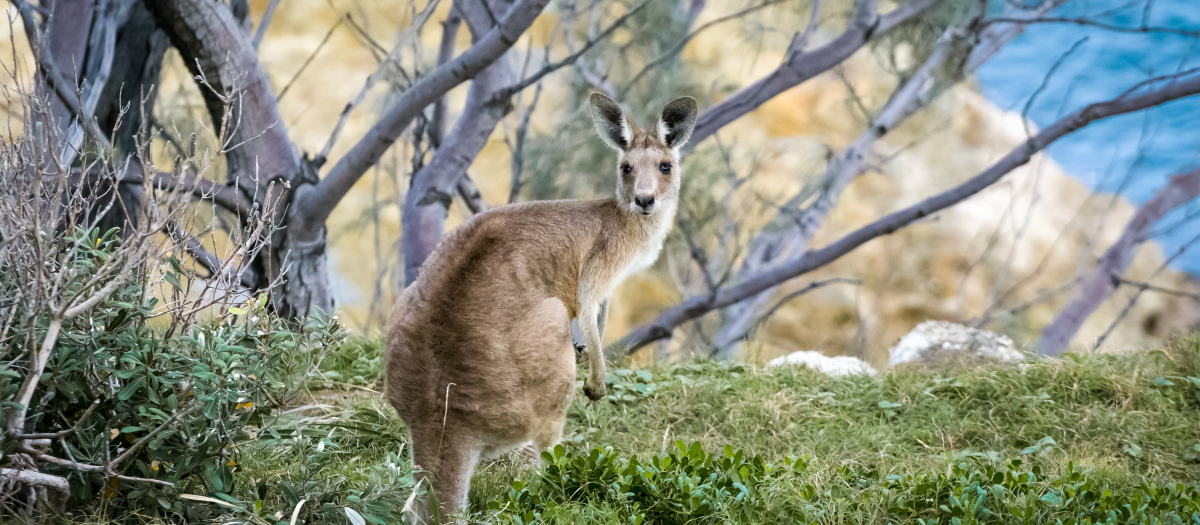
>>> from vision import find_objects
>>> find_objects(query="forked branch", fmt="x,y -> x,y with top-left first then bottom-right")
685,0 -> 941,151
305,0 -> 552,225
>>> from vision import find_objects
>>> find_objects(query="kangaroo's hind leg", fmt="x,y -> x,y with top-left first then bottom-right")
409,426 -> 481,523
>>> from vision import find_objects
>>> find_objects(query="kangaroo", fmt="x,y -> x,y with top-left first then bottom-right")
384,93 -> 697,521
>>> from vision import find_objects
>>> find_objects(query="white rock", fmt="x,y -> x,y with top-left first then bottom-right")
768,350 -> 877,377
888,321 -> 1022,367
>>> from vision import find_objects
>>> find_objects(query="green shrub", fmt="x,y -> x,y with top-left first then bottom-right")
318,336 -> 386,387
0,253 -> 344,521
492,440 -> 795,524
488,442 -> 1200,524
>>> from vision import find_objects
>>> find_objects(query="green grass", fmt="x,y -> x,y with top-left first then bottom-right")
222,335 -> 1200,524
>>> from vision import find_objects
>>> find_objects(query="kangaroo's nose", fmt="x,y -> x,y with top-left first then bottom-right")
634,195 -> 655,211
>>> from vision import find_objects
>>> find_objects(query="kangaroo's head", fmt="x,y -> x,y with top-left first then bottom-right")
589,93 -> 698,217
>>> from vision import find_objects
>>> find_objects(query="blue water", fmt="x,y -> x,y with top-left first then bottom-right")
976,0 -> 1200,273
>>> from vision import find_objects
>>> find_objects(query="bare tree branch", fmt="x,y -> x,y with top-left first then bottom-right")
613,68 -> 1200,354
456,175 -> 489,214
429,7 -> 462,148
967,0 -> 1067,70
620,0 -> 784,95
166,225 -> 258,288
302,0 -> 552,227
113,163 -> 253,216
1117,277 -> 1200,302
485,0 -> 653,106
743,277 -> 861,341
16,444 -> 175,488
0,468 -> 69,494
712,26 -> 957,357
276,18 -> 343,102
1037,166 -> 1200,355
320,1 -> 443,162
685,0 -> 941,151
506,78 -> 543,204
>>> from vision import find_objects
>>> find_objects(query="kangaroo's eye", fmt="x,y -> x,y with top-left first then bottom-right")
620,164 -> 632,174
659,162 -> 672,174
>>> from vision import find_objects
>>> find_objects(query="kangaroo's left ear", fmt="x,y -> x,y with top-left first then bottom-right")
657,97 -> 698,150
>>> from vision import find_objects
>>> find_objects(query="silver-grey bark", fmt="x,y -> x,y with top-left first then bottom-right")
711,28 -> 956,359
684,0 -> 940,151
1037,166 -> 1200,355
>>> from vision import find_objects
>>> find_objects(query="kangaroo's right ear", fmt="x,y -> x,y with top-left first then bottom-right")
589,93 -> 632,151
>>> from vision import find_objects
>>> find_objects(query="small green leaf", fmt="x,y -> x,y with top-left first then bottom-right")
344,507 -> 367,525
1124,443 -> 1143,457
118,377 -> 145,401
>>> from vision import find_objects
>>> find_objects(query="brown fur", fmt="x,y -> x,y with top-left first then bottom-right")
385,94 -> 697,521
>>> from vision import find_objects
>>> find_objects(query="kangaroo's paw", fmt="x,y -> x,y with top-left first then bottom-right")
583,381 -> 606,401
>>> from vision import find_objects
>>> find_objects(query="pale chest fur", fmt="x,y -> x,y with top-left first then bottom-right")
607,204 -> 675,294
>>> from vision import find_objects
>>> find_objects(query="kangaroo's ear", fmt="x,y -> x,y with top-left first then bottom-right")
589,92 -> 632,151
657,96 -> 698,150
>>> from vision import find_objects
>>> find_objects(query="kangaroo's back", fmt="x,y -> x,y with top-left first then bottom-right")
385,200 -> 605,418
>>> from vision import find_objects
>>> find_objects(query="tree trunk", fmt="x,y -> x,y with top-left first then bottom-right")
91,0 -> 170,236
402,55 -> 512,285
401,0 -> 514,285
95,0 -> 169,155
42,0 -> 94,136
145,0 -> 328,318
37,0 -> 151,236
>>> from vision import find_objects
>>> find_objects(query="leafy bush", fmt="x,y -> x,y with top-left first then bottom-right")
318,336 -> 386,387
0,249 -> 344,521
492,441 -> 794,524
489,442 -> 1200,524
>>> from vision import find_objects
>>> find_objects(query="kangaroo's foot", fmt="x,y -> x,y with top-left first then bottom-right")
519,442 -> 542,468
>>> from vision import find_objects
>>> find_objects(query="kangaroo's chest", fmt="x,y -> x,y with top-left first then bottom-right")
608,216 -> 671,291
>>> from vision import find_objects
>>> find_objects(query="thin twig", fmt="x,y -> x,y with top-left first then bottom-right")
11,399 -> 100,441
743,278 -> 861,341
1118,278 -> 1200,302
276,18 -> 344,102
619,0 -> 783,95
486,0 -> 653,105
252,0 -> 283,49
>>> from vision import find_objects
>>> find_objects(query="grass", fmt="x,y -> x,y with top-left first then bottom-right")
222,335 -> 1200,524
